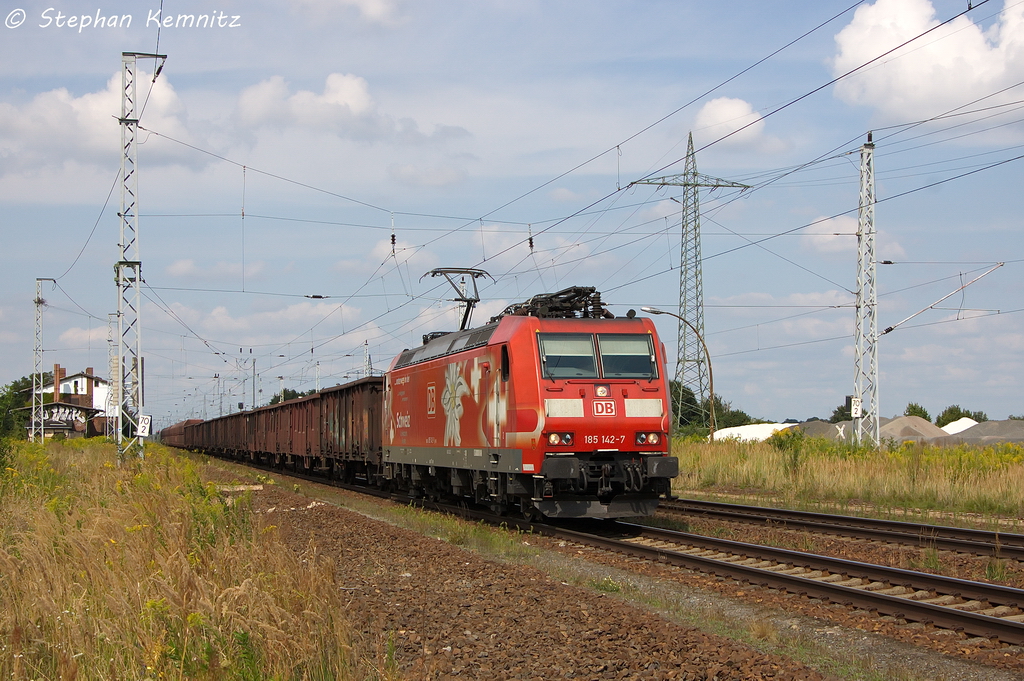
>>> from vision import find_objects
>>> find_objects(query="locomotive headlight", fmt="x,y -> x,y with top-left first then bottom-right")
547,432 -> 574,446
595,384 -> 610,398
636,432 -> 661,445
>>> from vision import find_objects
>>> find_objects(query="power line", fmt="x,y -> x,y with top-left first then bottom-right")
639,0 -> 993,180
54,168 -> 119,281
136,126 -> 392,213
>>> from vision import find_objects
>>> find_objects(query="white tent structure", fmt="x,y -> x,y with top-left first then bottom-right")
714,423 -> 798,443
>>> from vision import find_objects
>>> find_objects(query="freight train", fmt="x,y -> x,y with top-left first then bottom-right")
162,285 -> 679,519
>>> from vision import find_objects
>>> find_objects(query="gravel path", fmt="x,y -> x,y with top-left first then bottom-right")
251,485 -> 831,680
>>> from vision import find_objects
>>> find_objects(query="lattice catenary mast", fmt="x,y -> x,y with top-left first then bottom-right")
107,313 -> 118,438
31,278 -> 55,443
853,132 -> 879,445
115,52 -> 165,459
633,133 -> 748,429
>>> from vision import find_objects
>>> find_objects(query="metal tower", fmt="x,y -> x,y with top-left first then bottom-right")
31,278 -> 54,443
853,133 -> 879,445
115,52 -> 165,459
107,313 -> 118,438
633,133 -> 748,430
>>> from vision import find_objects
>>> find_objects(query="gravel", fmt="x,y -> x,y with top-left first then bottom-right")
200,458 -> 1024,680
250,485 -> 832,680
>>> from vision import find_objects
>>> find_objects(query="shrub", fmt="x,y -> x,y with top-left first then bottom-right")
903,402 -> 931,422
936,405 -> 988,428
766,427 -> 805,477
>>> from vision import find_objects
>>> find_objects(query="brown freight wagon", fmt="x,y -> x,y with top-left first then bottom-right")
172,377 -> 384,480
157,419 -> 203,448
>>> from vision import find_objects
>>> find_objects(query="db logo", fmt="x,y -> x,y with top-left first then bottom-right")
426,384 -> 436,417
593,400 -> 616,416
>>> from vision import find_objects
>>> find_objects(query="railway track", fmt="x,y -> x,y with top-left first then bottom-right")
660,498 -> 1024,560
530,521 -> 1024,645
201,453 -> 1024,645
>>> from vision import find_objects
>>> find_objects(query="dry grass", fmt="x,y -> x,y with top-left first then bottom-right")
673,437 -> 1024,521
0,438 -> 390,680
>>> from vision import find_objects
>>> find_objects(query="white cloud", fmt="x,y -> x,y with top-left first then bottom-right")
0,71 -> 195,176
238,73 -> 373,128
692,97 -> 783,152
803,215 -> 858,253
167,259 -> 201,277
878,232 -> 907,260
801,215 -> 906,259
59,327 -> 106,345
641,199 -> 678,222
833,0 -> 1024,121
187,300 -> 362,341
237,73 -> 469,146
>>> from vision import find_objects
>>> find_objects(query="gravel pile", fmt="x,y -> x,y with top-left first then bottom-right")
252,485 -> 831,680
879,415 -> 947,443
792,416 -> 1024,445
931,419 -> 1024,445
796,418 -> 900,442
798,421 -> 847,439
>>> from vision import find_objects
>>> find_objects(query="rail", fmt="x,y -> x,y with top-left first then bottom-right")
660,499 -> 1024,560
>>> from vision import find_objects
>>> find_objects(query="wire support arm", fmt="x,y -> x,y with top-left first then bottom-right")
880,263 -> 1004,336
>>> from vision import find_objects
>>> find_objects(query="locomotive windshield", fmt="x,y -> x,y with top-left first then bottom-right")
538,333 -> 657,379
598,334 -> 657,378
538,334 -> 598,378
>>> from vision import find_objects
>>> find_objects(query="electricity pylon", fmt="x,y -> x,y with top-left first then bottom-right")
633,133 -> 748,430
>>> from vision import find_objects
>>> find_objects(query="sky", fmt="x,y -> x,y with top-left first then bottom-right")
2,0 -> 1023,428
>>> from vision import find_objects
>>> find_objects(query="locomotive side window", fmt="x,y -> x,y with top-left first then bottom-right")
597,334 -> 657,378
538,334 -> 598,378
501,345 -> 510,382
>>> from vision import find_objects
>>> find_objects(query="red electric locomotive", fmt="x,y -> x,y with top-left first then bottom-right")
381,285 -> 678,518
165,284 -> 678,519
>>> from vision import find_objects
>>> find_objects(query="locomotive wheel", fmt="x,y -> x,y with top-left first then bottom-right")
519,501 -> 542,522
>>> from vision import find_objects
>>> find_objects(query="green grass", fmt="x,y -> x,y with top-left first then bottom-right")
673,436 -> 1024,524
0,438 -> 389,680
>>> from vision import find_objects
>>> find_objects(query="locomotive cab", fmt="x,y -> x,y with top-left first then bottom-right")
522,320 -> 678,518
